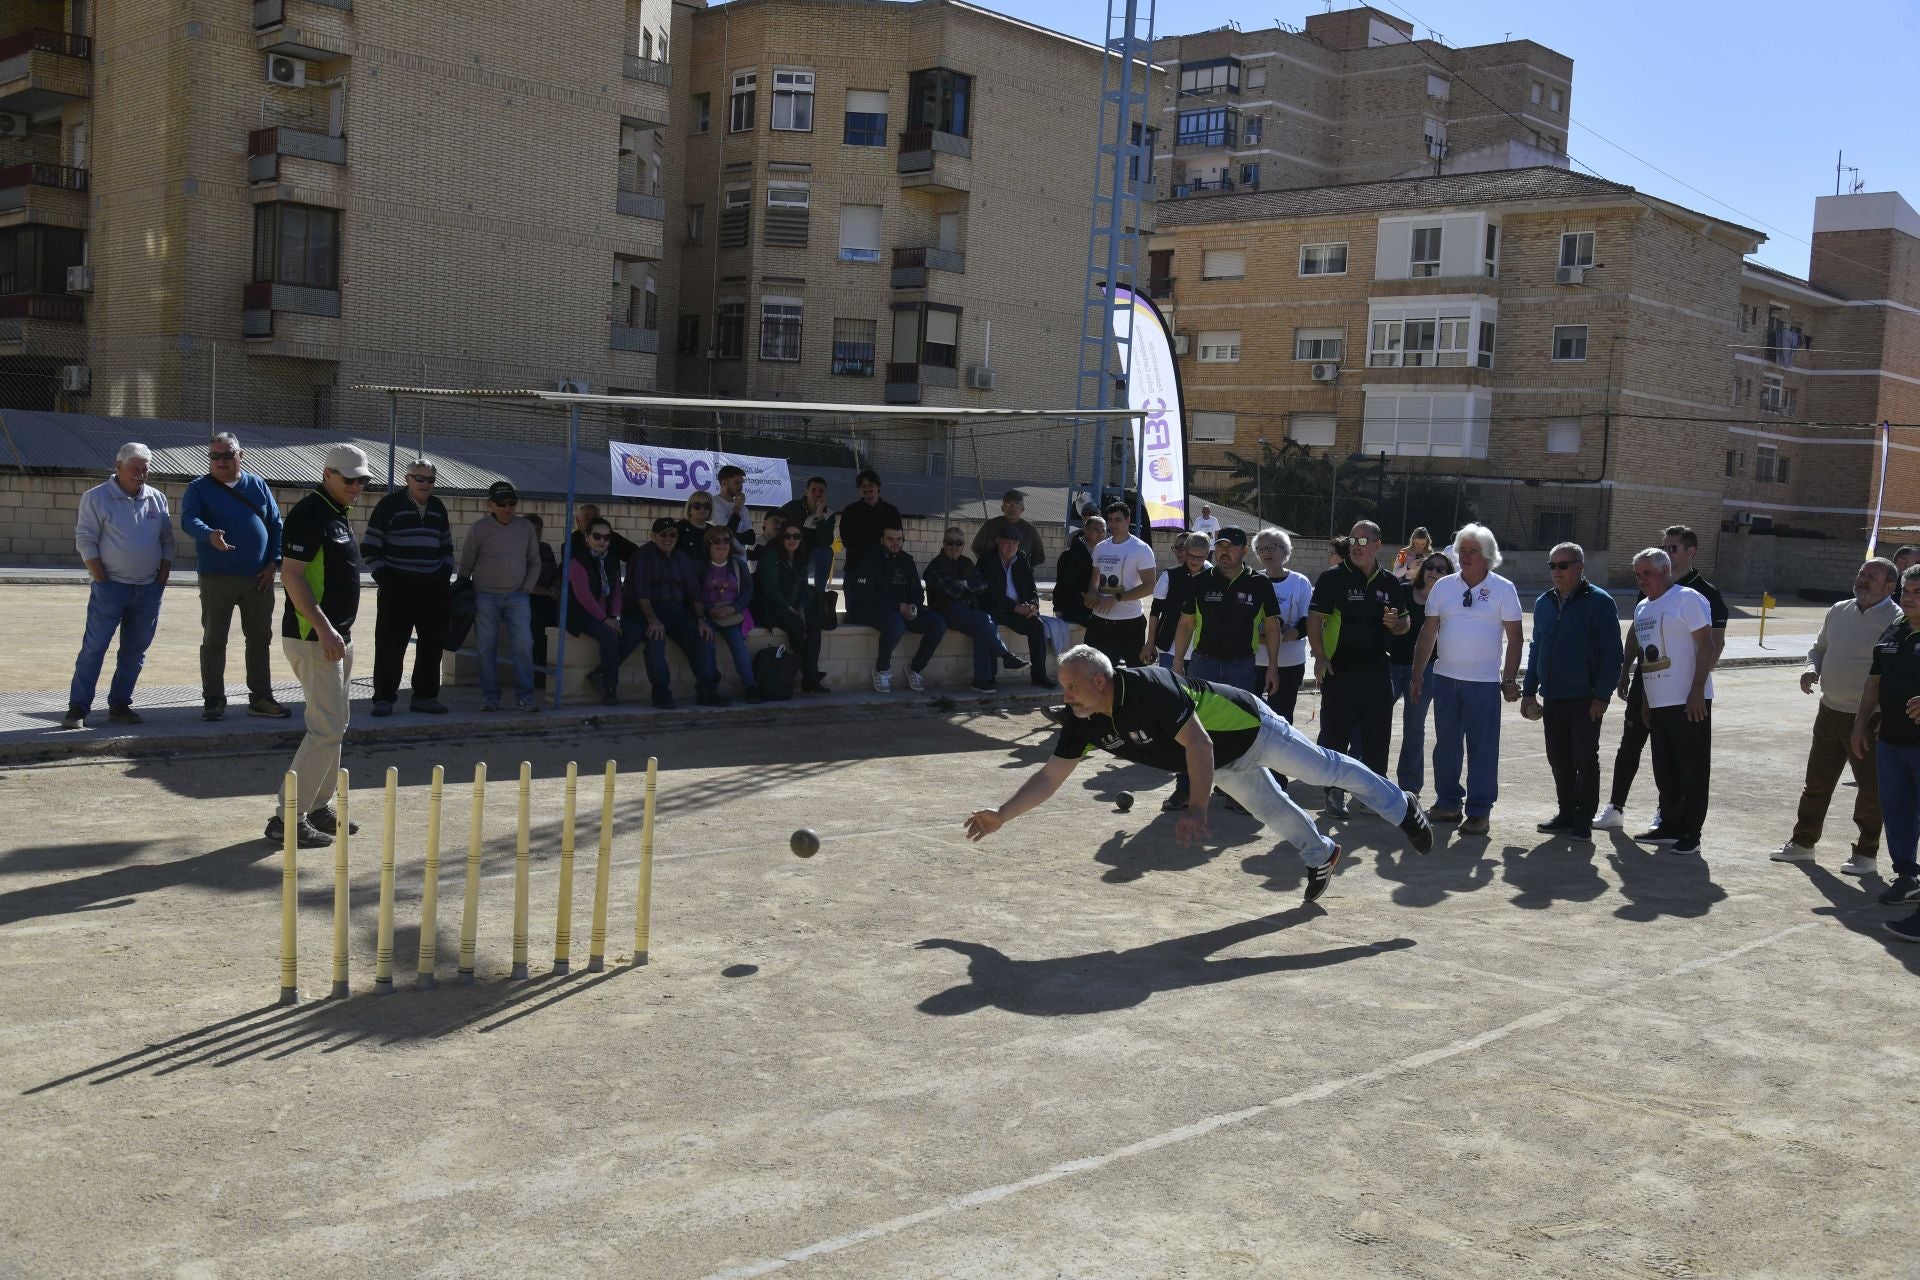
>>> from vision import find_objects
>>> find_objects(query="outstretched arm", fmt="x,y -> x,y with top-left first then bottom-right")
965,756 -> 1079,840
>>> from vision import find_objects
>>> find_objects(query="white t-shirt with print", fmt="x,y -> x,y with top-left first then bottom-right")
1089,534 -> 1158,621
1635,585 -> 1713,708
1256,569 -> 1314,668
1425,571 -> 1524,682
1191,514 -> 1221,537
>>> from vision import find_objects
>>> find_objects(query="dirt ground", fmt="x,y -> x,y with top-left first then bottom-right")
3,668 -> 1915,1278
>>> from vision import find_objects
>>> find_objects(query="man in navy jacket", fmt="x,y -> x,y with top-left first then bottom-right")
180,431 -> 287,720
1520,541 -> 1623,839
848,524 -> 946,692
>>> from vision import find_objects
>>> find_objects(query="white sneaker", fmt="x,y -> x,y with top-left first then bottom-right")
907,669 -> 926,692
1841,855 -> 1877,877
872,669 -> 892,693
1770,841 -> 1816,863
1592,804 -> 1625,831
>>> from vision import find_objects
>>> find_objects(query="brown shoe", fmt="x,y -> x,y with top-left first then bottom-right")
1459,815 -> 1491,836
248,697 -> 291,719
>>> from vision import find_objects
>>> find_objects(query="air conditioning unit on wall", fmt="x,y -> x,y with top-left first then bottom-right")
1555,265 -> 1585,285
66,265 -> 92,293
265,55 -> 308,88
1311,362 -> 1340,382
0,112 -> 28,139
965,365 -> 995,391
1171,334 -> 1189,355
60,365 -> 91,393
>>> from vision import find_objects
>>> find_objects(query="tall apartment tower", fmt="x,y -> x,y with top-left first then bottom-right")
0,0 -> 683,436
673,0 -> 1161,480
1152,6 -> 1572,202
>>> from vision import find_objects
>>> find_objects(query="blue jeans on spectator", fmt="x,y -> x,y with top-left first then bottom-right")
713,620 -> 755,693
473,589 -> 535,703
622,601 -> 719,704
569,616 -> 643,697
942,602 -> 1008,686
867,605 -> 947,673
1431,673 -> 1503,817
68,579 -> 165,714
1390,661 -> 1437,793
809,545 -> 834,594
1187,653 -> 1259,695
1878,741 -> 1920,876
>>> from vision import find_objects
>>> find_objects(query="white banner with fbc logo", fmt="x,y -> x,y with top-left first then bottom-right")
1110,286 -> 1189,530
607,443 -> 793,506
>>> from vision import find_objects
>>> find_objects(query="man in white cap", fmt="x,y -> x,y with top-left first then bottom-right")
269,444 -> 371,848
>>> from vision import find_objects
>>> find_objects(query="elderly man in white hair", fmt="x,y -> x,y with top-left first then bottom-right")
63,442 -> 174,729
965,645 -> 1432,906
1410,523 -> 1524,836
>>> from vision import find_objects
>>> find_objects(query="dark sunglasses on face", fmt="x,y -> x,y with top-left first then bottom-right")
1351,536 -> 1373,547
1661,544 -> 1683,554
588,532 -> 610,541
783,532 -> 803,541
409,474 -> 436,484
943,539 -> 965,547
340,476 -> 370,487
209,450 -> 237,461
1549,559 -> 1579,571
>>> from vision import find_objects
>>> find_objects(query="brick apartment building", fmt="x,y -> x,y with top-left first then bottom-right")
1152,6 -> 1570,203
670,0 -> 1160,480
0,0 -> 682,436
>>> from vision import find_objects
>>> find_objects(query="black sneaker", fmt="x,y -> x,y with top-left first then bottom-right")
1000,652 -> 1031,672
265,814 -> 331,849
410,697 -> 448,715
307,807 -> 360,837
969,681 -> 997,694
1668,835 -> 1701,855
1398,792 -> 1433,854
1324,788 -> 1349,818
202,703 -> 226,721
1536,814 -> 1574,834
1161,790 -> 1189,812
1304,844 -> 1343,904
1877,875 -> 1920,906
584,670 -> 606,700
1633,828 -> 1678,847
652,692 -> 677,710
107,706 -> 143,725
371,700 -> 395,718
1883,911 -> 1920,943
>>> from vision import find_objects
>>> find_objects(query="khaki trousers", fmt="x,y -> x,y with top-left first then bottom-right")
282,637 -> 353,815
1791,702 -> 1881,857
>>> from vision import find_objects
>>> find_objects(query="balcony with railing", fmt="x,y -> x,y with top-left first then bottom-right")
897,129 -> 972,194
890,246 -> 965,289
884,360 -> 958,403
610,321 -> 660,354
0,29 -> 93,110
1171,176 -> 1234,198
623,55 -> 672,86
253,0 -> 352,58
620,55 -> 671,126
246,127 -> 347,182
242,280 -> 340,339
616,185 -> 666,221
0,162 -> 88,228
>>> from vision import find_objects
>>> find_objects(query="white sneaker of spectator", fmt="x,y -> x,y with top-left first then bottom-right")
1592,804 -> 1626,831
872,669 -> 892,693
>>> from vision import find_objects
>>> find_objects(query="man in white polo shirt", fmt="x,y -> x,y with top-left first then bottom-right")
1082,499 -> 1158,669
1625,547 -> 1715,854
1410,523 -> 1524,836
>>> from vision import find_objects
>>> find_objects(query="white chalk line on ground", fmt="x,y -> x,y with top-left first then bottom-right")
695,920 -> 1820,1280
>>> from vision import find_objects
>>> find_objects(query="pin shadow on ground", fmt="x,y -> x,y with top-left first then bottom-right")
914,906 -> 1415,1016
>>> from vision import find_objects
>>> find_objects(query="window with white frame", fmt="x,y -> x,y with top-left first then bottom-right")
1545,418 -> 1581,454
1369,312 -> 1473,367
1294,327 -> 1343,361
730,70 -> 757,132
764,183 -> 810,248
1362,391 -> 1490,458
837,204 -> 882,262
771,69 -> 814,131
1552,324 -> 1588,361
1423,117 -> 1447,157
1299,242 -> 1347,275
1559,231 -> 1595,268
1242,115 -> 1263,143
1196,330 -> 1241,362
759,297 -> 803,361
1760,374 -> 1784,412
1427,73 -> 1450,100
1190,411 -> 1237,443
1483,223 -> 1500,276
1755,444 -> 1778,481
1410,225 -> 1442,276
1288,413 -> 1337,447
1201,248 -> 1245,280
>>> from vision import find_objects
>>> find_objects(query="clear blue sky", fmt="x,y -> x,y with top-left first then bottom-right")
1001,0 -> 1918,275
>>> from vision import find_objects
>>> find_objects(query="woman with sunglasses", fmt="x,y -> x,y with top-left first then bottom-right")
675,491 -> 717,563
697,526 -> 762,701
752,521 -> 830,693
1389,549 -> 1455,797
566,518 -> 642,705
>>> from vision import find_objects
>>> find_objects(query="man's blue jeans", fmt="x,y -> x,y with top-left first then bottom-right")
473,589 -> 534,702
942,602 -> 1007,685
622,602 -> 719,701
1878,741 -> 1920,876
68,579 -> 164,713
1187,653 -> 1259,694
809,545 -> 834,594
1431,673 -> 1503,817
867,606 -> 947,672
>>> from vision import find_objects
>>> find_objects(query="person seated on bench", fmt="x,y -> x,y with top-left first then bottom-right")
675,491 -> 717,563
848,523 -> 946,693
753,519 -> 830,694
567,517 -> 642,706
925,525 -> 1026,694
621,517 -> 725,709
980,528 -> 1057,691
696,525 -> 763,703
748,508 -> 787,570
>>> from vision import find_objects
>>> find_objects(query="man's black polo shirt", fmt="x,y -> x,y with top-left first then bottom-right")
1871,619 -> 1920,747
1053,665 -> 1264,773
281,489 -> 361,641
1309,561 -> 1407,671
1182,566 -> 1278,660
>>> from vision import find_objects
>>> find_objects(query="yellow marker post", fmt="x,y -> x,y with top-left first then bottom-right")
329,769 -> 351,999
633,756 -> 658,966
416,764 -> 444,991
553,761 -> 578,975
458,762 -> 487,986
373,766 -> 399,995
511,761 -> 532,980
587,760 -> 617,972
1759,591 -> 1777,649
278,771 -> 301,1005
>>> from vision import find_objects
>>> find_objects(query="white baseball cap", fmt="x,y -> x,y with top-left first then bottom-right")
324,443 -> 372,479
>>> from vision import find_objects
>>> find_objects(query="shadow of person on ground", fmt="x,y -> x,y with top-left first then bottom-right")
1370,842 -> 1495,908
1793,861 -> 1920,977
914,907 -> 1414,1016
1502,837 -> 1608,909
1606,835 -> 1727,921
0,839 -> 279,928
1091,810 -> 1224,883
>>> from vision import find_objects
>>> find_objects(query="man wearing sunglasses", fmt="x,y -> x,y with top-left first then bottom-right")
1308,520 -> 1412,814
180,431 -> 287,721
269,444 -> 372,848
1520,543 -> 1623,841
361,458 -> 455,717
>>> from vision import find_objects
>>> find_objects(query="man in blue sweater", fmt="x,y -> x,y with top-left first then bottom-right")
1520,542 -> 1623,840
180,432 -> 288,721
360,458 -> 456,716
